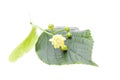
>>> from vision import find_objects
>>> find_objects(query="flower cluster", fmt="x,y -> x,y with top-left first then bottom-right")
48,24 -> 72,51
49,34 -> 66,49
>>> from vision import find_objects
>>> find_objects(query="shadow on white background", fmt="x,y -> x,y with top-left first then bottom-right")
0,0 -> 120,80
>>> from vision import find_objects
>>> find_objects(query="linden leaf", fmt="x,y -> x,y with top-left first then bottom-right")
9,26 -> 38,62
35,27 -> 98,66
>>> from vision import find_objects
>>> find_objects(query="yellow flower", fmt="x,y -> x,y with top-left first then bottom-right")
49,34 -> 66,48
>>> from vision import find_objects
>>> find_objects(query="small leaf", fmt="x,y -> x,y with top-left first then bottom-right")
35,27 -> 98,66
9,26 -> 38,62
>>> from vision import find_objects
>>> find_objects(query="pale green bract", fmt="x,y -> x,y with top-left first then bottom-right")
9,26 -> 38,62
35,27 -> 98,66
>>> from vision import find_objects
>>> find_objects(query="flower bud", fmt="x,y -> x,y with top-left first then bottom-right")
48,24 -> 54,30
65,27 -> 70,32
66,32 -> 72,38
61,45 -> 68,51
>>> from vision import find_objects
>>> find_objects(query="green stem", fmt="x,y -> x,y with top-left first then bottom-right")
30,22 -> 54,36
37,26 -> 54,36
54,29 -> 65,34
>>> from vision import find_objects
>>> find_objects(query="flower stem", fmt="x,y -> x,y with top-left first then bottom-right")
54,29 -> 65,34
30,22 -> 54,36
37,26 -> 54,36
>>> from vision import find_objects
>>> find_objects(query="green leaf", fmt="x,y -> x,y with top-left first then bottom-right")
9,26 -> 38,62
35,27 -> 98,66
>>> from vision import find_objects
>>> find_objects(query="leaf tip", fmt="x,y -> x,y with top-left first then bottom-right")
91,62 -> 99,67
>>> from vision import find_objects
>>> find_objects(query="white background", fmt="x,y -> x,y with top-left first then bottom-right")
0,0 -> 120,80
